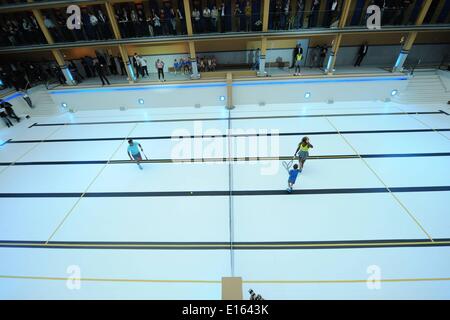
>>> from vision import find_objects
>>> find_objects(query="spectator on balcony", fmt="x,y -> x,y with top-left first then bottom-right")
153,11 -> 162,36
137,10 -> 147,36
211,5 -> 219,32
192,7 -> 201,33
281,0 -> 290,30
176,7 -> 186,34
44,16 -> 62,41
130,9 -> 140,37
203,6 -> 211,32
89,12 -> 103,40
97,9 -> 110,39
22,18 -> 34,44
116,9 -> 127,37
295,0 -> 305,29
168,7 -> 177,35
244,1 -> 252,31
159,9 -> 169,35
233,3 -> 242,31
219,2 -> 226,32
308,0 -> 320,28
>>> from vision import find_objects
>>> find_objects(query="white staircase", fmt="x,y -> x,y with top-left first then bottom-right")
25,85 -> 61,116
392,70 -> 450,105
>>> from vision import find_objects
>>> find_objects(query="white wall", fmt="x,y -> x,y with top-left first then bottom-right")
47,75 -> 410,113
232,76 -> 410,105
49,82 -> 228,111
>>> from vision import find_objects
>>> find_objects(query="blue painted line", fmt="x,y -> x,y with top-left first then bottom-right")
49,82 -> 227,95
0,186 -> 448,198
232,76 -> 408,87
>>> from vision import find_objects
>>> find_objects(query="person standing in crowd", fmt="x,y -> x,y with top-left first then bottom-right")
319,45 -> 327,69
294,136 -> 313,170
137,55 -> 149,77
94,59 -> 110,86
176,7 -> 186,34
20,89 -> 33,108
154,10 -> 162,36
293,51 -> 303,76
295,0 -> 305,29
219,2 -> 226,32
1,100 -> 21,123
97,9 -> 110,39
244,1 -> 252,32
169,7 -> 177,35
0,106 -> 14,127
211,5 -> 219,32
252,48 -> 260,70
89,12 -> 102,40
107,55 -> 116,75
192,7 -> 201,33
233,3 -> 242,31
290,44 -> 302,68
155,59 -> 165,81
130,9 -> 140,37
354,42 -> 368,67
203,6 -> 212,32
118,56 -> 127,76
308,0 -> 320,28
132,53 -> 141,79
69,61 -> 84,83
127,139 -> 145,170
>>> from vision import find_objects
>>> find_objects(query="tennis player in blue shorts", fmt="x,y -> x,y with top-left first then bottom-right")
127,139 -> 145,170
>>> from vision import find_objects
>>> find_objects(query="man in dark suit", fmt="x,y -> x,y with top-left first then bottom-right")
354,42 -> 368,67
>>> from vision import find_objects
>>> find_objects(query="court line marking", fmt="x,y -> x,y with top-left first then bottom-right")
1,186 -> 450,198
325,117 -> 434,242
1,239 -> 450,250
31,110 -> 446,127
394,105 -> 450,142
45,123 -> 140,244
7,128 -> 450,144
0,152 -> 449,167
0,125 -> 64,178
0,274 -> 449,285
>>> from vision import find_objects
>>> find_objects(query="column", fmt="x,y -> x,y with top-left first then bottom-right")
52,49 -> 76,85
189,41 -> 200,79
323,0 -> 353,75
118,44 -> 136,82
257,37 -> 267,77
392,0 -> 433,72
262,0 -> 270,32
226,73 -> 234,110
183,0 -> 194,35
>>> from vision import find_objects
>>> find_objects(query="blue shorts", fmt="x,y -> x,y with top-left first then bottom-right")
288,179 -> 296,184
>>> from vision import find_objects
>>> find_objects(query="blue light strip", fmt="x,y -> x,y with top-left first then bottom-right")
49,82 -> 227,95
233,76 -> 408,87
2,92 -> 23,102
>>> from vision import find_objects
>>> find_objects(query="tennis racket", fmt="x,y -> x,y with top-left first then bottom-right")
142,151 -> 149,160
282,155 -> 296,171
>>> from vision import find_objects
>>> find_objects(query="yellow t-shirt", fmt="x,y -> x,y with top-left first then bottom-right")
299,142 -> 310,152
